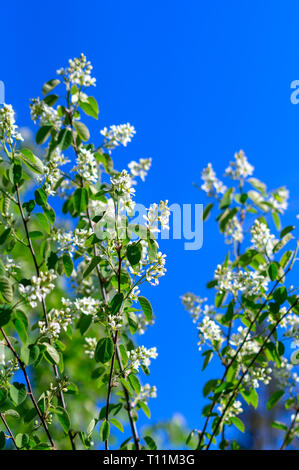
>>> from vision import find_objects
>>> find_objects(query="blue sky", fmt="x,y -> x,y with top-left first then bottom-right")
2,1 -> 299,436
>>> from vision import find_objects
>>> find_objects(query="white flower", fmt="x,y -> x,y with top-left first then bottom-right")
201,163 -> 227,196
128,158 -> 152,182
73,148 -> 98,184
0,104 -> 24,143
132,384 -> 157,407
197,316 -> 224,350
218,399 -> 243,424
268,187 -> 289,214
100,123 -> 135,150
30,98 -> 62,130
225,150 -> 254,180
143,200 -> 170,233
19,270 -> 57,308
57,53 -> 96,88
111,170 -> 136,214
37,147 -> 70,196
182,293 -> 215,323
224,215 -> 243,245
127,346 -> 158,371
250,220 -> 277,258
214,264 -> 268,298
84,337 -> 97,359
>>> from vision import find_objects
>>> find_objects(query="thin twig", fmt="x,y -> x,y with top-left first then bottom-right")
280,409 -> 299,450
0,328 -> 56,449
0,413 -> 18,450
15,183 -> 76,450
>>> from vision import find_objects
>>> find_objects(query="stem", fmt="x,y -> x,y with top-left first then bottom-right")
0,413 -> 18,450
15,184 -> 76,450
280,409 -> 299,450
198,268 -> 292,448
206,298 -> 299,449
0,328 -> 56,449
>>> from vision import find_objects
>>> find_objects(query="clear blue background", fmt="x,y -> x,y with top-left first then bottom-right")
1,0 -> 299,437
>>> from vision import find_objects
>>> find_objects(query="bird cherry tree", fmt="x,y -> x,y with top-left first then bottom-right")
0,54 -> 169,450
182,151 -> 299,450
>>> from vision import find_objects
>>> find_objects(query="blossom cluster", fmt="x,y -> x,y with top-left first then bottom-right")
57,53 -> 96,88
19,270 -> 57,308
0,104 -> 23,144
100,123 -> 136,150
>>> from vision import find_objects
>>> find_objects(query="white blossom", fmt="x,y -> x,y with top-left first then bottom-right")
197,316 -> 224,350
57,53 -> 96,88
128,158 -> 152,182
225,150 -> 254,180
100,123 -> 135,150
30,98 -> 62,129
201,163 -> 227,196
127,346 -> 158,371
74,148 -> 98,184
0,104 -> 24,143
19,270 -> 57,308
250,219 -> 277,258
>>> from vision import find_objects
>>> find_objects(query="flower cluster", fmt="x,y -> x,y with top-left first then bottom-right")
224,215 -> 243,245
100,123 -> 136,150
268,187 -> 289,214
250,219 -> 277,258
127,346 -> 158,372
214,264 -> 268,297
225,150 -> 254,180
38,147 -> 70,196
181,293 -> 215,323
197,316 -> 224,350
53,227 -> 93,256
201,163 -> 227,196
128,158 -> 152,182
19,270 -> 57,308
30,98 -> 62,130
84,337 -> 97,359
111,169 -> 136,213
218,399 -> 243,424
144,200 -> 170,233
74,147 -> 98,184
132,384 -> 157,407
57,53 -> 96,88
0,104 -> 23,144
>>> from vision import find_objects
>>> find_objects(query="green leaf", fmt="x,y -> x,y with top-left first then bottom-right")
21,344 -> 40,366
147,238 -> 157,264
73,121 -> 90,141
19,149 -> 44,174
110,418 -> 124,433
268,262 -> 278,281
144,435 -> 157,450
0,228 -> 11,245
0,277 -> 13,303
79,97 -> 99,119
0,304 -> 12,327
78,314 -> 93,336
57,128 -> 72,150
74,187 -> 89,213
128,373 -> 141,394
62,253 -> 74,277
35,188 -> 47,207
10,382 -> 27,406
240,388 -> 258,409
43,343 -> 60,365
83,256 -> 101,278
220,188 -> 234,209
52,406 -> 71,433
126,243 -> 142,267
36,125 -> 52,145
95,337 -> 114,363
138,296 -> 153,322
13,310 -> 28,344
280,225 -> 295,239
203,203 -> 213,221
202,350 -> 213,371
44,94 -> 58,106
110,293 -> 124,315
125,311 -> 138,335
15,433 -> 29,449
267,390 -> 284,410
42,79 -> 60,95
43,204 -> 56,225
231,417 -> 245,433
0,431 -> 5,450
139,401 -> 151,418
99,420 -> 110,442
